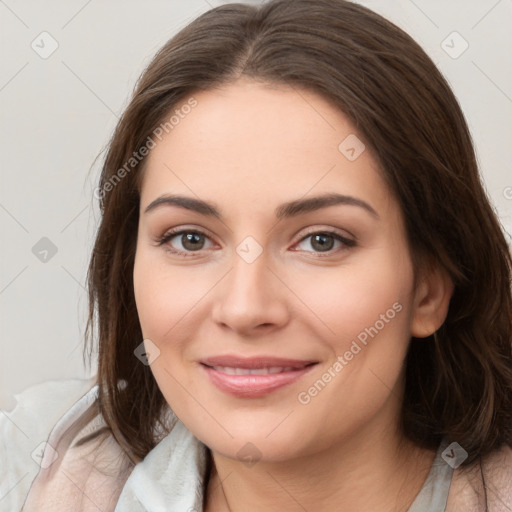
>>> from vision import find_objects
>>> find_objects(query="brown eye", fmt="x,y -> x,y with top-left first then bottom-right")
294,230 -> 355,254
179,232 -> 206,251
310,233 -> 335,252
157,229 -> 214,255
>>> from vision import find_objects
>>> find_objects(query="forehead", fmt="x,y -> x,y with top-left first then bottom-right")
140,79 -> 392,216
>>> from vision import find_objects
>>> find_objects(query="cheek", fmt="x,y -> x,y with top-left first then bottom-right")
133,248 -> 222,387
291,249 -> 414,351
134,248 -> 205,337
133,258 -> 169,339
288,261 -> 413,450
290,253 -> 414,419
133,250 -> 202,412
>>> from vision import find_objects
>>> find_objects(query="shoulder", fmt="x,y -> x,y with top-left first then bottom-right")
0,377 -> 97,512
481,443 -> 512,509
446,443 -> 512,512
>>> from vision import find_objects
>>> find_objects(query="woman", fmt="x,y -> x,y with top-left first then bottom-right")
2,0 -> 511,510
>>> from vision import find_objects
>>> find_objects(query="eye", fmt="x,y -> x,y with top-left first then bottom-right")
155,227 -> 356,258
156,228 -> 215,256
293,230 -> 355,255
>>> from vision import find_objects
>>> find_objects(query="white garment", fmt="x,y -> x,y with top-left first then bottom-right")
1,378 -> 511,511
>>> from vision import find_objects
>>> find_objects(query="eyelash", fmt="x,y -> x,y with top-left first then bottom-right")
155,227 -> 356,258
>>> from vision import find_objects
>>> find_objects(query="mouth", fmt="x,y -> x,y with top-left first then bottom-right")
199,355 -> 318,397
203,365 -> 309,375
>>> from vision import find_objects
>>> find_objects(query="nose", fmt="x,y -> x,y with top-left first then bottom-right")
211,247 -> 290,336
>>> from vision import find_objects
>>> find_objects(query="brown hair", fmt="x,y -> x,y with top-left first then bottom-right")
85,0 -> 512,469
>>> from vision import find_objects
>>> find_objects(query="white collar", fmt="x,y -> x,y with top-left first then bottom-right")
114,418 -> 209,512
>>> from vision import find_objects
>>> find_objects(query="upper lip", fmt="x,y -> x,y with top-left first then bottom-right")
200,355 -> 318,369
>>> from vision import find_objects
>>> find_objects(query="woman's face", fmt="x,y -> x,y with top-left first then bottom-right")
133,79 -> 428,462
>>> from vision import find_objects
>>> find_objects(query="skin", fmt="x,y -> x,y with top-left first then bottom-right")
133,78 -> 453,512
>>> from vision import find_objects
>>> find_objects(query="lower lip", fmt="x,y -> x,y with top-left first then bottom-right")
200,363 -> 317,398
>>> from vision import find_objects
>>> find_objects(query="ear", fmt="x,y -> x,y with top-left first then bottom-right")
410,262 -> 454,338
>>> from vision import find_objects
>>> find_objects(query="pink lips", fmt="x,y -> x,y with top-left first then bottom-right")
200,355 -> 318,398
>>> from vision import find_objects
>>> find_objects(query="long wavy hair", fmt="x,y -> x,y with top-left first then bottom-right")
84,0 -> 512,473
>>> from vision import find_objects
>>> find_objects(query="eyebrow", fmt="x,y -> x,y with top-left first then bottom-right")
143,192 -> 379,220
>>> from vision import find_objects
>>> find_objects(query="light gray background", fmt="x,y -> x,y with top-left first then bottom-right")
1,0 -> 511,410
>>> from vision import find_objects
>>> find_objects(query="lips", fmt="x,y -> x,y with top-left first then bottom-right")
207,366 -> 299,375
201,355 -> 317,370
200,355 -> 318,397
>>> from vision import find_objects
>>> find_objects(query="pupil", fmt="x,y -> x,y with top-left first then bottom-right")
312,234 -> 333,252
183,233 -> 204,251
